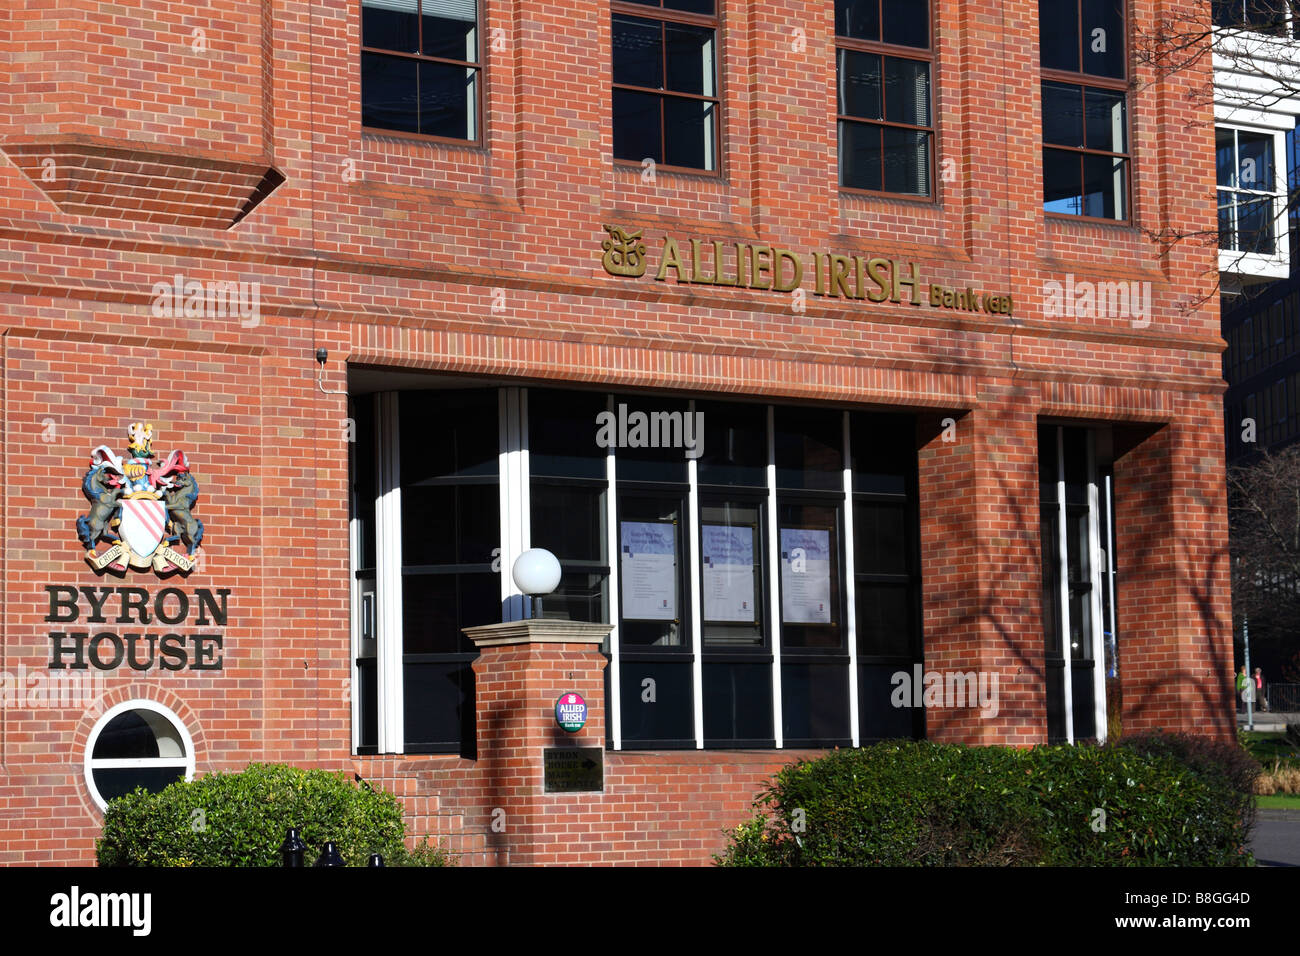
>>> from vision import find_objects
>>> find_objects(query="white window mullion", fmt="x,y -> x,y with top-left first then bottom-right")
688,399 -> 704,749
348,398 -> 364,754
499,387 -> 527,621
767,405 -> 783,748
607,395 -> 623,750
1086,433 -> 1107,742
376,391 -> 404,754
843,411 -> 860,747
1055,426 -> 1074,745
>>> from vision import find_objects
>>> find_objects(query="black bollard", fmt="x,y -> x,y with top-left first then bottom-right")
367,853 -> 385,867
315,841 -> 345,867
281,828 -> 307,868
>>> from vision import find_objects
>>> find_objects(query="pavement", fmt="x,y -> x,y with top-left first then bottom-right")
1236,709 -> 1298,732
1250,809 -> 1300,866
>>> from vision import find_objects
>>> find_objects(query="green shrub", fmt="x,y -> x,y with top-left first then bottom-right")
716,738 -> 1254,867
1117,732 -> 1259,838
96,763 -> 451,867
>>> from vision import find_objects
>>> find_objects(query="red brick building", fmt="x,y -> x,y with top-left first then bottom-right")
0,0 -> 1232,866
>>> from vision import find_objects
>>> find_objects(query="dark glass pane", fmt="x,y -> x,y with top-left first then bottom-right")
858,663 -> 923,741
620,659 -> 694,743
1237,130 -> 1275,191
420,2 -> 478,62
618,496 -> 685,646
696,400 -> 767,487
664,0 -> 715,12
883,57 -> 929,126
361,52 -> 420,134
400,390 -> 498,480
401,483 -> 499,565
1042,82 -> 1083,147
417,60 -> 476,139
1071,662 -> 1097,739
665,23 -> 715,96
882,0 -> 929,48
1080,0 -> 1125,78
403,660 -> 475,754
837,50 -> 882,119
1063,427 -> 1088,505
363,0 -> 418,52
1038,425 -> 1059,502
539,570 -> 608,623
664,96 -> 715,170
882,127 -> 930,195
701,500 -> 763,645
1080,153 -> 1126,219
781,662 -> 851,742
1045,662 -> 1067,742
775,407 -> 843,490
1043,147 -> 1083,214
1237,196 -> 1276,254
93,711 -> 159,759
839,120 -> 882,190
703,661 -> 773,742
352,396 -> 378,569
1041,505 -> 1062,656
613,397 -> 690,482
93,767 -> 185,804
357,657 -> 378,749
1216,127 -> 1236,187
530,389 -> 608,479
850,413 -> 913,495
613,15 -> 663,90
531,484 -> 605,562
854,503 -> 907,573
1084,87 -> 1126,152
836,0 -> 881,41
402,572 -> 499,654
1039,0 -> 1080,71
613,89 -> 662,163
856,584 -> 912,656
778,501 -> 843,648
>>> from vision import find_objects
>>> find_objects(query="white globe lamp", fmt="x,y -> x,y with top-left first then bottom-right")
512,548 -> 562,618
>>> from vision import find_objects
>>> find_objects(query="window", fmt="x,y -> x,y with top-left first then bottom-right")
612,0 -> 719,172
361,0 -> 481,141
84,701 -> 195,811
1213,0 -> 1290,35
1217,127 -> 1281,255
835,0 -> 933,196
351,381 -> 924,753
1040,0 -> 1129,220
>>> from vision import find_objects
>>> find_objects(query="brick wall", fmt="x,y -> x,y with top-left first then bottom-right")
0,0 -> 1232,865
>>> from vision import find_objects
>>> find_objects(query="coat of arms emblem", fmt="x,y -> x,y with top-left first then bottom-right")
75,422 -> 204,574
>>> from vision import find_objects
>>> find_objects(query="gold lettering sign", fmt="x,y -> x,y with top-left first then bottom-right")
598,223 -> 1014,318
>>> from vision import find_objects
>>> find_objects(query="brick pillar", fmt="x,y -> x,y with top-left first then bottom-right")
917,387 -> 1045,747
1113,403 -> 1234,740
465,620 -> 611,866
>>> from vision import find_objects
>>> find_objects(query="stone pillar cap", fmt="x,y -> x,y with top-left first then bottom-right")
463,619 -> 613,648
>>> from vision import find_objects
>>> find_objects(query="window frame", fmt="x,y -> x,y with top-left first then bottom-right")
84,700 -> 196,813
610,0 -> 723,177
1040,0 -> 1133,224
834,0 -> 937,202
1216,124 -> 1290,272
359,0 -> 486,147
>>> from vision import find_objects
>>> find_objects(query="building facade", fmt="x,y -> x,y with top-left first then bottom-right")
0,0 -> 1233,866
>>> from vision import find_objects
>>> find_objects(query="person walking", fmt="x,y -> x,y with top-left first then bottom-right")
1237,665 -> 1251,712
1254,667 -> 1268,712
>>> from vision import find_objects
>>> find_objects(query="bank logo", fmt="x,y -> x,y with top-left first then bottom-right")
76,422 -> 203,575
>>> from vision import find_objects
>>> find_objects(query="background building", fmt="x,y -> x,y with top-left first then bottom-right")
0,0 -> 1231,865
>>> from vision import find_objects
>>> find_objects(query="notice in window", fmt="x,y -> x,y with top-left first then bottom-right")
621,521 -> 677,620
702,524 -> 755,623
780,527 -> 832,624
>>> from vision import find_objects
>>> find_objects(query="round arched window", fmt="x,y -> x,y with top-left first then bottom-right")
84,701 -> 195,811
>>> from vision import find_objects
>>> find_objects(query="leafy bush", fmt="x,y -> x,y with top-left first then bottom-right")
716,738 -> 1254,867
1117,732 -> 1259,836
96,763 -> 451,867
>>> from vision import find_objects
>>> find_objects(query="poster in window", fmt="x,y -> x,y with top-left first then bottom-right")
702,524 -> 755,623
779,527 -> 832,624
620,521 -> 677,620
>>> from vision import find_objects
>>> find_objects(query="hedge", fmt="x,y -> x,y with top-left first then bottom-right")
96,763 -> 452,867
716,737 -> 1257,867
